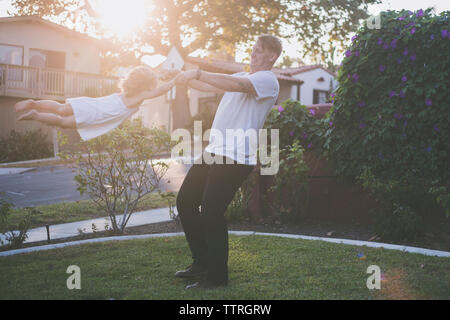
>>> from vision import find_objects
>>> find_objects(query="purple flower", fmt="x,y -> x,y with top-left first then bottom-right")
403,48 -> 409,56
278,106 -> 284,112
426,146 -> 432,152
302,132 -> 308,139
397,57 -> 402,64
441,30 -> 448,38
398,16 -> 405,21
307,143 -> 312,149
379,65 -> 386,72
402,132 -> 406,137
425,98 -> 432,106
410,54 -> 417,61
405,22 -> 415,28
393,113 -> 403,120
378,152 -> 384,160
383,43 -> 390,50
352,35 -> 358,42
377,38 -> 383,45
430,34 -> 435,40
359,122 -> 366,129
407,10 -> 413,15
354,50 -> 360,57
289,130 -> 295,137
416,9 -> 424,17
389,91 -> 397,97
401,75 -> 407,82
390,39 -> 398,48
309,108 -> 316,115
359,101 -> 366,107
329,121 -> 333,127
411,27 -> 416,35
352,73 -> 359,81
433,124 -> 439,132
345,50 -> 352,57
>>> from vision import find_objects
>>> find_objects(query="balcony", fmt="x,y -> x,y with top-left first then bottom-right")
0,63 -> 119,101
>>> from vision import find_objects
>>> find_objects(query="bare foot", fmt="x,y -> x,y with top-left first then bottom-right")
17,110 -> 37,121
14,99 -> 35,112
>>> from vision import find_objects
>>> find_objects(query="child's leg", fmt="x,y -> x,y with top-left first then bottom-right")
17,110 -> 76,129
14,99 -> 73,116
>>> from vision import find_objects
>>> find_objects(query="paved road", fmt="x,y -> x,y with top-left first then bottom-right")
0,158 -> 191,208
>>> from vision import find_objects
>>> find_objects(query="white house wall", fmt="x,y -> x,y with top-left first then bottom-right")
0,21 -> 101,74
292,68 -> 337,105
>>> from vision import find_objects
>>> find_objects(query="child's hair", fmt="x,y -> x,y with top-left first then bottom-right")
119,66 -> 158,97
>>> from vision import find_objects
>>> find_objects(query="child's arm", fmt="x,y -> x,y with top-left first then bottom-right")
140,80 -> 176,100
123,80 -> 176,109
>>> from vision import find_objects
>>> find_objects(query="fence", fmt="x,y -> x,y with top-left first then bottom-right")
0,63 -> 118,100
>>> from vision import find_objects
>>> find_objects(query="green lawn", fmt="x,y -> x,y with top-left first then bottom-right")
0,235 -> 448,299
7,192 -> 176,229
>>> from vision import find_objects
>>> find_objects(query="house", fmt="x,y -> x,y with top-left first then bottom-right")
0,15 -> 117,154
136,55 -> 337,132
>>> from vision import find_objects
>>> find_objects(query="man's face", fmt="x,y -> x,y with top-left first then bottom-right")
250,40 -> 275,70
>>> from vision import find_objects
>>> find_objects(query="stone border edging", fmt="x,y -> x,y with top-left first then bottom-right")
0,231 -> 449,258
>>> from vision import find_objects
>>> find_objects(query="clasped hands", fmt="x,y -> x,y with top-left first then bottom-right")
159,69 -> 199,85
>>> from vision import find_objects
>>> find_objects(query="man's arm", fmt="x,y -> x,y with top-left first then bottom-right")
178,70 -> 256,95
186,79 -> 225,94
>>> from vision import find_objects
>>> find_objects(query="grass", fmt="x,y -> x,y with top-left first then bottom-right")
0,235 -> 448,300
7,192 -> 176,229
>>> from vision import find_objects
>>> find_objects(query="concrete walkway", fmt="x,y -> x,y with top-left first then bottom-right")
0,206 -> 176,245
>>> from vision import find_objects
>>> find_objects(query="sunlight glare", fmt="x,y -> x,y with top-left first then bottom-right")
92,0 -> 153,37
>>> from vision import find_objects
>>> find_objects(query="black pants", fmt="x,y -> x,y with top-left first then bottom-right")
176,153 -> 255,285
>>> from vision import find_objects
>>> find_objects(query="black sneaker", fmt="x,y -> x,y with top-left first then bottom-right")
174,263 -> 207,279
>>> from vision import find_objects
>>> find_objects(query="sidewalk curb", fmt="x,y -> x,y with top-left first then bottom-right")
1,231 -> 449,258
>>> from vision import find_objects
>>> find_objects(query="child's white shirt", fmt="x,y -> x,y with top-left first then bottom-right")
67,93 -> 139,141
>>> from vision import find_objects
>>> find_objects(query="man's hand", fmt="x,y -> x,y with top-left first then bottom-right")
174,70 -> 198,85
159,69 -> 181,81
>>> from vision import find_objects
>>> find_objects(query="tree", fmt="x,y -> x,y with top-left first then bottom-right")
11,0 -> 379,129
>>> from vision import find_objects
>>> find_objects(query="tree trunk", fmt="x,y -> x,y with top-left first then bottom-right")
172,84 -> 191,130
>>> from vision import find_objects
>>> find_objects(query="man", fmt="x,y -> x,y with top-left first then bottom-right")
174,34 -> 282,289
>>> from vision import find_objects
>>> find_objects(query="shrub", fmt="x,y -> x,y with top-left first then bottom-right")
0,129 -> 53,163
264,99 -> 328,152
0,197 -> 34,249
268,140 -> 309,223
324,9 -> 450,218
61,118 -> 174,234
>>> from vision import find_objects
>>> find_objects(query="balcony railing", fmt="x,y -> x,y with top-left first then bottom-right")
0,63 -> 119,100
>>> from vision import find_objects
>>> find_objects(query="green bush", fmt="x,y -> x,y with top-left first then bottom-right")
264,99 -> 329,151
268,140 -> 309,223
0,129 -> 53,163
0,197 -> 34,249
324,9 -> 450,218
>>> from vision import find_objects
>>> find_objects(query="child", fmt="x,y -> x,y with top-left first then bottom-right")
14,66 -> 178,141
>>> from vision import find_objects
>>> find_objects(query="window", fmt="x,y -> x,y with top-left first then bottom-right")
313,89 -> 329,104
0,44 -> 23,65
0,44 -> 23,81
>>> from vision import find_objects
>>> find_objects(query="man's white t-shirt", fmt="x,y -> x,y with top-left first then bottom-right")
204,70 -> 279,165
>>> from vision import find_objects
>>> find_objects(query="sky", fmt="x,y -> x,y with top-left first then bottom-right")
0,0 -> 449,67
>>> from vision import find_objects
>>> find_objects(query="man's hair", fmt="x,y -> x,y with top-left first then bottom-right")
257,34 -> 283,60
119,66 -> 158,97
